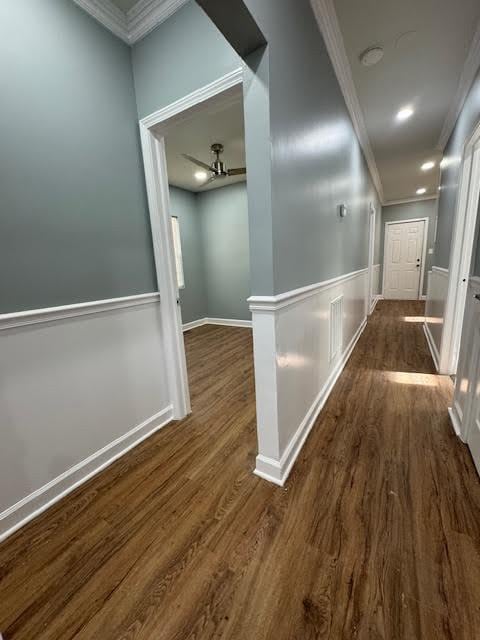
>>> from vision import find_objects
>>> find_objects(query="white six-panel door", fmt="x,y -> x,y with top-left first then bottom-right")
384,220 -> 426,300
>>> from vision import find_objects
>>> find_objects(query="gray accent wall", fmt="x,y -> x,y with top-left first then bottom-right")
169,187 -> 207,323
131,1 -> 241,119
197,183 -> 250,320
380,200 -> 438,296
435,67 -> 480,271
170,184 -> 250,323
242,0 -> 381,295
0,0 -> 157,313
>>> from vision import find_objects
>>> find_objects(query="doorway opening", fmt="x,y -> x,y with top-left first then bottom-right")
440,120 -> 480,375
139,69 -> 250,421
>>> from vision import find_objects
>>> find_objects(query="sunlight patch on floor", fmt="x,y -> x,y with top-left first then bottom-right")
403,316 -> 425,323
384,371 -> 439,386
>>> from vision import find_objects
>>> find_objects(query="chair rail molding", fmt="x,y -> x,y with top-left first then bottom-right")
0,293 -> 160,331
73,0 -> 190,44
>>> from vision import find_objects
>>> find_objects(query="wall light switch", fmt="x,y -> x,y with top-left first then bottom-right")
428,248 -> 434,255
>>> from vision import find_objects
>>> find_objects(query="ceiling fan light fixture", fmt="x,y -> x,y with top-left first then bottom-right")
194,171 -> 208,181
359,46 -> 384,67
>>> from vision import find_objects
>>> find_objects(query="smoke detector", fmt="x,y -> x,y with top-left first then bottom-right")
359,47 -> 384,67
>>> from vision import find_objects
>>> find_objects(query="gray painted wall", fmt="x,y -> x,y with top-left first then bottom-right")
381,199 -> 438,295
0,0 -> 157,313
131,1 -> 241,119
197,183 -> 250,320
242,0 -> 380,294
132,0 -> 381,298
435,67 -> 480,271
169,187 -> 207,323
170,184 -> 250,323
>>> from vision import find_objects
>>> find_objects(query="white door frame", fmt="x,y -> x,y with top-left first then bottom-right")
138,67 -> 244,419
382,217 -> 429,300
367,202 -> 376,314
439,120 -> 480,375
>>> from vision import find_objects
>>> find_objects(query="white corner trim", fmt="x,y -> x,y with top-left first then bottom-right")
248,267 -> 368,312
448,405 -> 463,439
254,316 -> 367,486
420,294 -> 427,301
0,406 -> 173,543
74,0 -> 190,44
423,322 -> 440,372
127,0 -> 190,43
206,317 -> 252,328
182,318 -> 207,332
383,195 -> 439,207
140,67 -> 244,130
369,295 -> 379,313
431,266 -> 449,276
437,20 -> 480,150
73,0 -> 129,42
310,0 -> 384,204
0,293 -> 160,331
182,317 -> 252,331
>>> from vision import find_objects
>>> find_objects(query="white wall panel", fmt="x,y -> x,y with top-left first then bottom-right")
425,267 -> 449,368
0,296 -> 172,540
250,269 -> 367,484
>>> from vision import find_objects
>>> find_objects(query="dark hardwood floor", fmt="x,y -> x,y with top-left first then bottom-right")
1,301 -> 480,639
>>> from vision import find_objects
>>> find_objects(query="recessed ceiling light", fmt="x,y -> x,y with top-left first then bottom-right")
194,171 -> 208,181
416,188 -> 427,195
359,46 -> 384,67
396,106 -> 414,121
421,161 -> 435,171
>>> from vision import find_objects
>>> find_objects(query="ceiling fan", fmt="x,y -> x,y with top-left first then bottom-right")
183,143 -> 246,186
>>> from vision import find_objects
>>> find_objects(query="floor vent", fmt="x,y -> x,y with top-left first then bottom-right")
330,295 -> 344,361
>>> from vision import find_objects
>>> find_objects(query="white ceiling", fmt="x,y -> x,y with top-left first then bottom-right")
162,89 -> 246,193
333,0 -> 480,203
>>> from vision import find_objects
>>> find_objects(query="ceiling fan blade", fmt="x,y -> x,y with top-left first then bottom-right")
227,167 -> 247,176
182,154 -> 212,172
199,175 -> 216,187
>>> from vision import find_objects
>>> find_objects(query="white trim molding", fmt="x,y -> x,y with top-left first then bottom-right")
0,293 -> 159,331
437,20 -> 480,150
255,317 -> 367,486
424,322 -> 440,372
0,406 -> 173,543
383,195 -> 438,207
250,267 -> 368,486
310,0 -> 384,203
73,0 -> 190,44
182,317 -> 252,331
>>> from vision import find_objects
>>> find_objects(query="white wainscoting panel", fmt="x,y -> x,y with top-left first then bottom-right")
250,268 -> 367,485
450,277 -> 480,443
0,296 -> 172,541
372,264 -> 381,297
424,267 -> 449,371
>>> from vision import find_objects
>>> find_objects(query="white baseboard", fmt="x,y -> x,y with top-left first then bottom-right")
370,295 -> 380,314
183,317 -> 252,331
254,316 -> 367,486
448,406 -> 462,439
420,294 -> 427,301
0,405 -> 173,543
423,322 -> 440,372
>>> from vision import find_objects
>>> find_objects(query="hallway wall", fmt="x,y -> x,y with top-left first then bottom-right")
0,1 -> 171,542
380,199 -> 438,296
426,67 -> 480,364
170,184 -> 250,324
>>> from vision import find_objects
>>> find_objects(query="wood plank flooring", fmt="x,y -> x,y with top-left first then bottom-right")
1,301 -> 480,639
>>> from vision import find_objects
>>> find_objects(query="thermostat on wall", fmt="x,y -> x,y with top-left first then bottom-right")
339,204 -> 347,218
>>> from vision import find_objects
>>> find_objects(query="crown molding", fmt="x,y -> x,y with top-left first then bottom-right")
310,0 -> 384,204
73,0 -> 129,42
437,20 -> 480,150
383,195 -> 438,207
127,0 -> 189,43
74,0 -> 190,45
